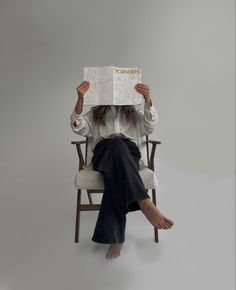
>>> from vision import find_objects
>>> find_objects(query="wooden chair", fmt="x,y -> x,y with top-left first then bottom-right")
71,134 -> 161,243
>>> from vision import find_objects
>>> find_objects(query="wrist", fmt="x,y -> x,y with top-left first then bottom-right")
77,91 -> 84,99
77,96 -> 84,103
145,97 -> 152,107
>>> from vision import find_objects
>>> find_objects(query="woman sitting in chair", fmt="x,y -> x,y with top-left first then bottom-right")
70,80 -> 174,259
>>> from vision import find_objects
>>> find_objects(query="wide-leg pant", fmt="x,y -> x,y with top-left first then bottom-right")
91,136 -> 150,244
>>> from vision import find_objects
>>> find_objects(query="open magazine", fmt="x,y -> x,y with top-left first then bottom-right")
83,66 -> 142,105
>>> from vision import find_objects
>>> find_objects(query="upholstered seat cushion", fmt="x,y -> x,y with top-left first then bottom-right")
74,164 -> 158,190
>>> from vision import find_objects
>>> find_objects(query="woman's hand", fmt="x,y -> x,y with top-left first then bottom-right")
134,83 -> 152,106
76,80 -> 90,99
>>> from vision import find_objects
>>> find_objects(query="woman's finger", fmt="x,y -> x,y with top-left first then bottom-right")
80,87 -> 88,93
137,88 -> 149,93
78,82 -> 89,89
137,86 -> 148,90
135,83 -> 149,88
77,84 -> 89,93
135,84 -> 148,89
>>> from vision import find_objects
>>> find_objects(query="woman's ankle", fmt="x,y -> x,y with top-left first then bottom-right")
138,198 -> 151,209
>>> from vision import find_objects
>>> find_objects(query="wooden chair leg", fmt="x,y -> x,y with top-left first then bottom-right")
75,189 -> 81,243
152,188 -> 159,243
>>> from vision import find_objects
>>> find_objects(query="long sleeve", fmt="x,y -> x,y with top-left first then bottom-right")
70,108 -> 94,138
136,102 -> 159,136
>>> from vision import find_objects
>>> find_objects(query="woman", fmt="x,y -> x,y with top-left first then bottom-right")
70,81 -> 174,259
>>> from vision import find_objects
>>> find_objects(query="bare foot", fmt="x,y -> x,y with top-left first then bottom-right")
138,198 -> 174,229
106,243 -> 123,259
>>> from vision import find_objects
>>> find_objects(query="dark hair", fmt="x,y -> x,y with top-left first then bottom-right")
91,105 -> 139,127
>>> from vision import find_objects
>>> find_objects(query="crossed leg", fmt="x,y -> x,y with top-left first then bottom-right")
91,137 -> 174,259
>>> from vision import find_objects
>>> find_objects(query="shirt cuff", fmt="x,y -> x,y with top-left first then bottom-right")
144,101 -> 156,113
71,109 -> 82,120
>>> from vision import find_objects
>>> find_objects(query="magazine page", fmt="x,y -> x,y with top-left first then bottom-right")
83,66 -> 142,105
113,67 -> 142,105
83,66 -> 113,105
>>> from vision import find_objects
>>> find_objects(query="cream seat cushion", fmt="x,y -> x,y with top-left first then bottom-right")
73,135 -> 159,190
74,163 -> 158,190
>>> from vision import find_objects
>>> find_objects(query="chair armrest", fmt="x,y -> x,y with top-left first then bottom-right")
71,140 -> 87,170
71,141 -> 87,145
145,139 -> 161,170
146,140 -> 161,145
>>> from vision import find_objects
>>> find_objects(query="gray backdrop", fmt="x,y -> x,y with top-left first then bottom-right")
0,0 -> 235,290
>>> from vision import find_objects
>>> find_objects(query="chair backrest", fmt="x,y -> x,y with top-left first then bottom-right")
85,135 -> 149,167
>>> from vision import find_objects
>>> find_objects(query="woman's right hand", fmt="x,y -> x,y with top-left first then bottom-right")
76,81 -> 90,99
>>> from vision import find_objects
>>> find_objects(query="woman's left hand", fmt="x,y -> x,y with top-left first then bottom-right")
134,83 -> 152,105
134,83 -> 150,98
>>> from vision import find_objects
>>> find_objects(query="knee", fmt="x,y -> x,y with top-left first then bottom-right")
110,138 -> 124,145
110,138 -> 126,150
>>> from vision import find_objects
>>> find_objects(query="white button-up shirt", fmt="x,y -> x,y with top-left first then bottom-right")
70,102 -> 159,167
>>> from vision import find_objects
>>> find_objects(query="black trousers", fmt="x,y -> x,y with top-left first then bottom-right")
91,135 -> 150,244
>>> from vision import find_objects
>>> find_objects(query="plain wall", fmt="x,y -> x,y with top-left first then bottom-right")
0,0 -> 235,290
